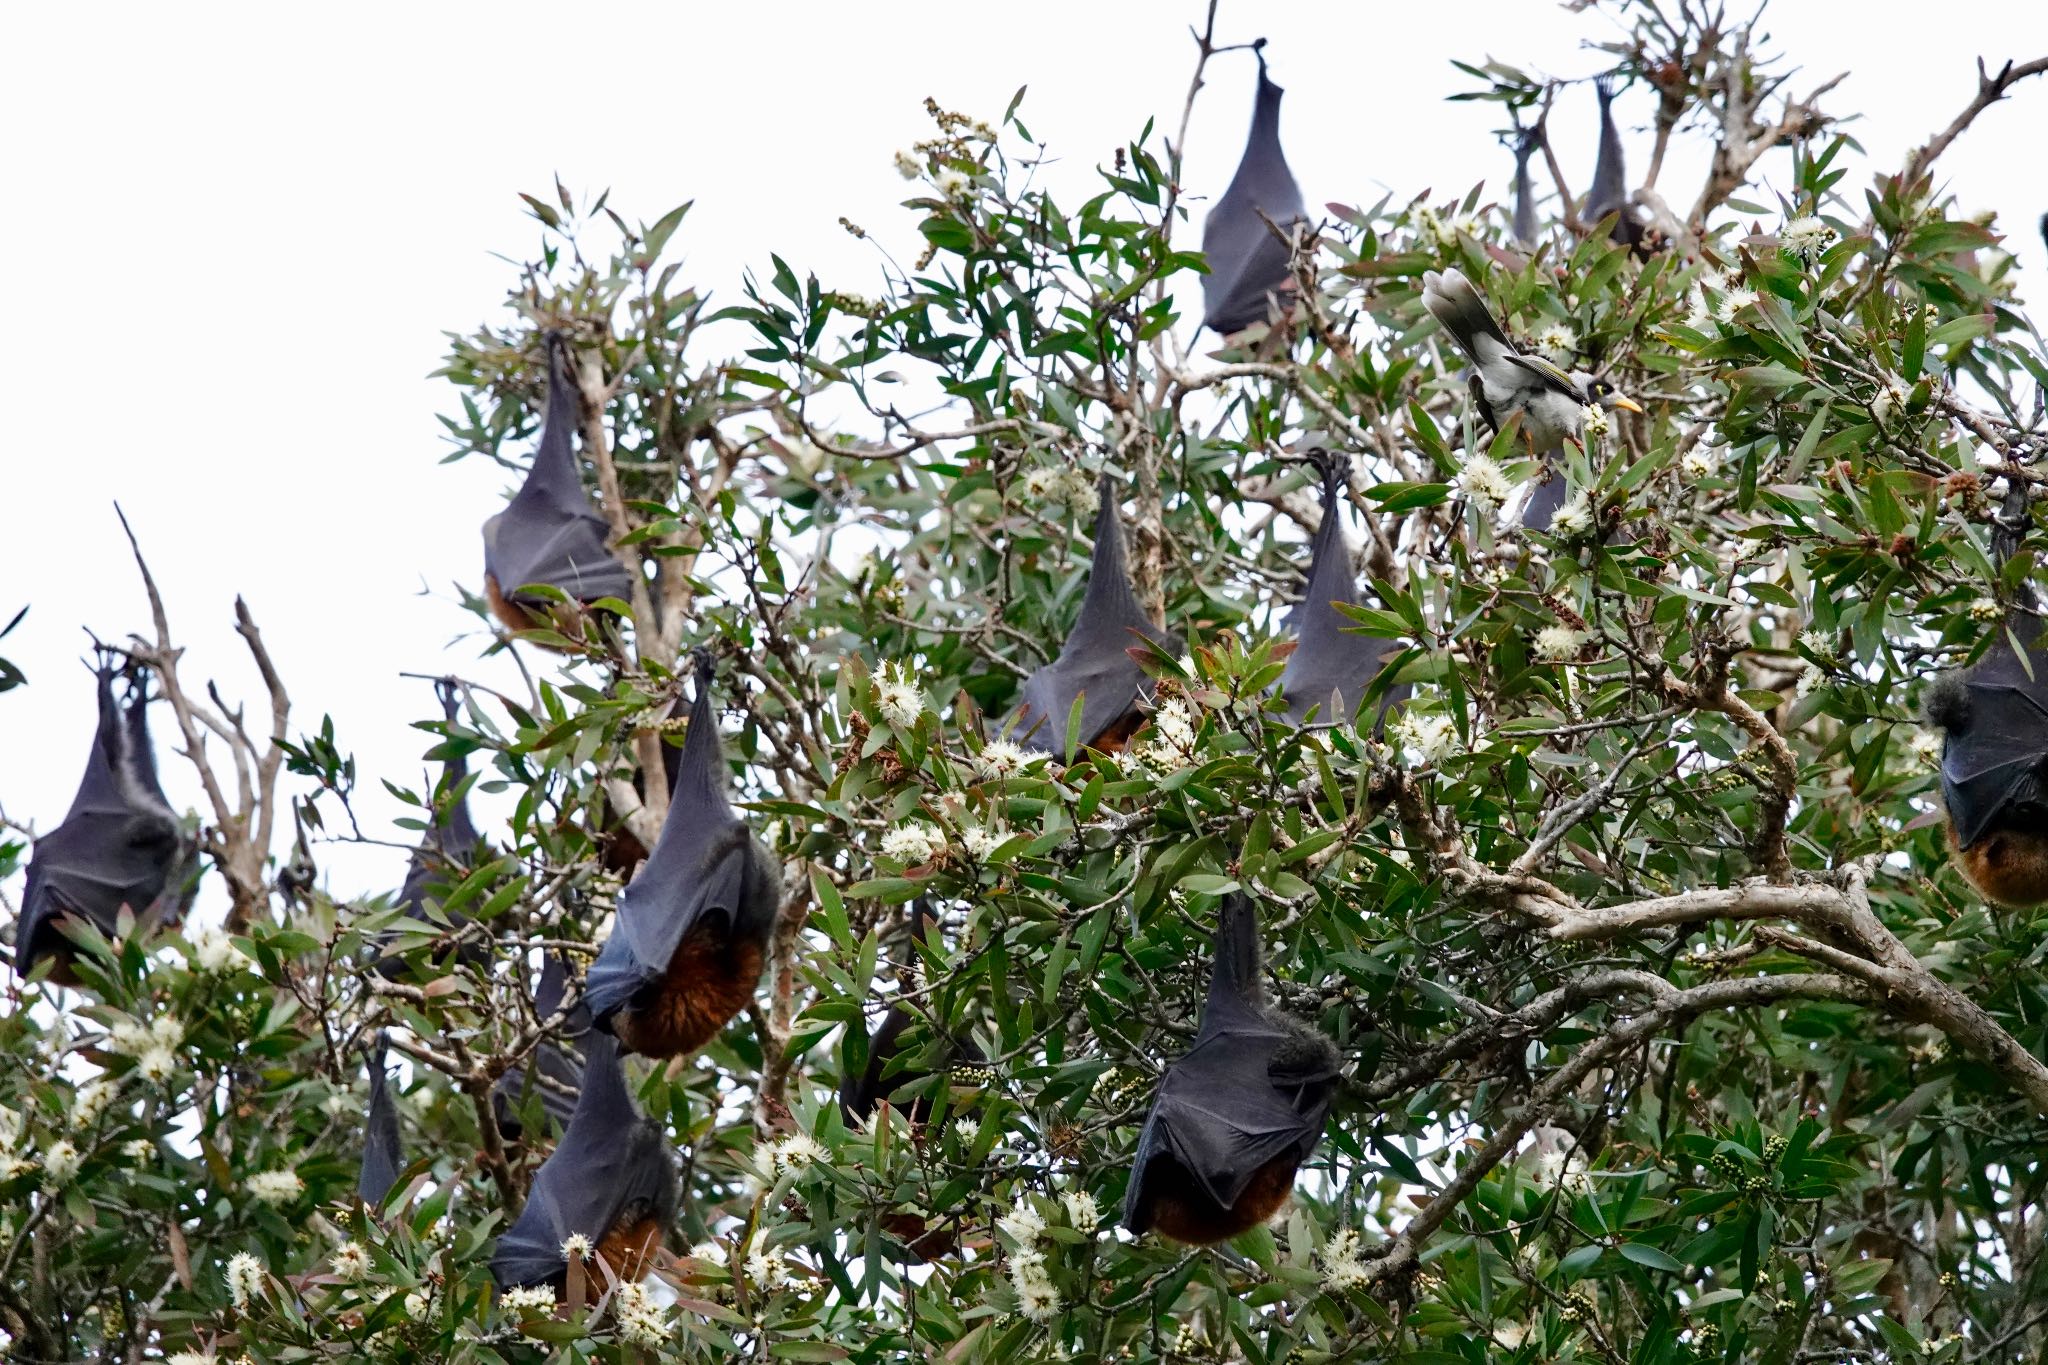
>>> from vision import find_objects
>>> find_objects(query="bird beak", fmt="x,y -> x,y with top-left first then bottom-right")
1608,394 -> 1644,414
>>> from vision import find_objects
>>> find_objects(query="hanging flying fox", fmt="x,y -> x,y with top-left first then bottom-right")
489,1032 -> 678,1295
1923,614 -> 2048,906
584,655 -> 781,1059
375,679 -> 486,975
1583,76 -> 1646,251
1275,456 -> 1407,728
358,1036 -> 405,1209
1008,475 -> 1178,758
599,689 -> 693,875
493,953 -> 590,1143
1123,894 -> 1340,1245
1511,125 -> 1544,248
1201,43 -> 1307,337
480,332 -> 634,640
15,656 -> 192,984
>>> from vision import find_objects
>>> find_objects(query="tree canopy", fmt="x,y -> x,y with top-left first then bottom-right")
6,4 -> 2048,1362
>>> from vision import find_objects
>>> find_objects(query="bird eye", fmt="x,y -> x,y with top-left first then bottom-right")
1589,379 -> 1613,397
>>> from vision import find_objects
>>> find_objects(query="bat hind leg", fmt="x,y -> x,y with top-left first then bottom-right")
611,927 -> 767,1059
1954,823 -> 2048,907
1142,1150 -> 1300,1245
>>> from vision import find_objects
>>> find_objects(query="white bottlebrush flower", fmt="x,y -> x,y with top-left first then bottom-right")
1781,214 -> 1836,264
1714,285 -> 1759,321
612,1281 -> 668,1348
1796,662 -> 1828,698
1008,1247 -> 1061,1321
187,923 -> 239,973
1871,380 -> 1911,427
1580,404 -> 1612,443
225,1252 -> 265,1311
1390,711 -> 1459,768
166,1352 -> 215,1365
1137,698 -> 1199,773
1550,492 -> 1594,537
0,1107 -> 20,1148
501,1283 -> 556,1313
1534,323 -> 1577,365
72,1079 -> 117,1129
743,1231 -> 787,1287
892,149 -> 922,180
560,1232 -> 593,1262
875,662 -> 927,730
1460,454 -> 1513,509
953,1118 -> 981,1146
1534,625 -> 1587,664
1320,1229 -> 1371,1291
970,118 -> 998,142
136,1045 -> 179,1085
934,167 -> 973,200
150,1014 -> 185,1048
998,1198 -> 1048,1247
1680,448 -> 1715,480
974,739 -> 1030,781
106,1020 -> 150,1055
879,822 -> 945,866
42,1139 -> 82,1187
1798,628 -> 1834,660
1493,1319 -> 1531,1349
403,1289 -> 431,1320
1019,466 -> 1070,506
1968,596 -> 2002,623
689,1239 -> 728,1268
1681,292 -> 1715,332
1908,729 -> 1943,767
1061,1190 -> 1100,1237
331,1241 -> 372,1282
122,1138 -> 156,1161
1061,468 -> 1099,508
773,1132 -> 827,1174
246,1169 -> 305,1207
1696,267 -> 1729,294
958,823 -> 1003,861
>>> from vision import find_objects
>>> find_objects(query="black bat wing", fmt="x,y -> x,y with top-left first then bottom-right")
358,1040 -> 404,1209
1511,127 -> 1543,246
495,954 -> 590,1142
481,333 -> 633,607
1202,57 -> 1306,334
1278,458 -> 1405,728
490,1033 -> 676,1290
17,664 -> 185,977
376,682 -> 488,976
1940,675 -> 2048,848
1009,476 -> 1176,755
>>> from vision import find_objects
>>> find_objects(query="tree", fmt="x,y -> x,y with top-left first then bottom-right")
4,4 -> 2047,1361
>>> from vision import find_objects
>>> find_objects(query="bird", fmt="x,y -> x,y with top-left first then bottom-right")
492,953 -> 589,1143
1008,474 -> 1180,758
1922,613 -> 2048,906
1584,76 -> 1646,250
1421,267 -> 1642,451
1274,455 -> 1407,728
15,655 -> 193,984
489,1032 -> 678,1297
584,654 -> 782,1059
1511,125 -> 1545,248
374,679 -> 485,976
1122,894 -> 1340,1244
1201,42 -> 1307,337
358,1036 -> 405,1210
480,332 -> 635,643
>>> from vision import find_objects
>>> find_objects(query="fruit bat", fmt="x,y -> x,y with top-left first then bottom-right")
1122,894 -> 1339,1244
1511,125 -> 1544,247
358,1037 -> 404,1209
1583,77 -> 1646,250
1008,475 -> 1178,757
1201,45 -> 1307,337
584,656 -> 782,1058
840,1004 -> 989,1128
375,679 -> 485,975
493,953 -> 589,1143
599,689 -> 692,875
15,656 -> 192,984
489,1032 -> 678,1294
1923,615 -> 2048,906
1275,456 -> 1407,728
480,332 -> 634,637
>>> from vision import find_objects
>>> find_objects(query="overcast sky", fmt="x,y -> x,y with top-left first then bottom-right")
3,1 -> 2045,917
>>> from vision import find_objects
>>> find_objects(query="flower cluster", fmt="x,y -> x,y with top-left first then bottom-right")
42,1138 -> 82,1188
560,1232 -> 592,1261
1780,214 -> 1837,265
879,821 -> 944,866
330,1241 -> 371,1282
1135,698 -> 1198,773
224,1252 -> 265,1312
768,1131 -> 826,1176
1390,709 -> 1458,768
501,1284 -> 555,1314
957,823 -> 1004,861
186,922 -> 241,973
1534,323 -> 1577,366
1320,1228 -> 1372,1291
874,661 -> 927,730
1534,624 -> 1586,664
1580,404 -> 1612,444
1009,1246 -> 1061,1323
743,1230 -> 787,1287
1061,1190 -> 1100,1237
1459,453 -> 1513,510
245,1169 -> 305,1207
1549,492 -> 1594,537
974,738 -> 1030,781
611,1281 -> 668,1348
1019,464 -> 1099,512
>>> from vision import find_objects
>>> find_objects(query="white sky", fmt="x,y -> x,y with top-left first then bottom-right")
3,1 -> 2045,916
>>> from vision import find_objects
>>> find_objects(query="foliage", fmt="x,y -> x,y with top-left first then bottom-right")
5,4 -> 2048,1363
